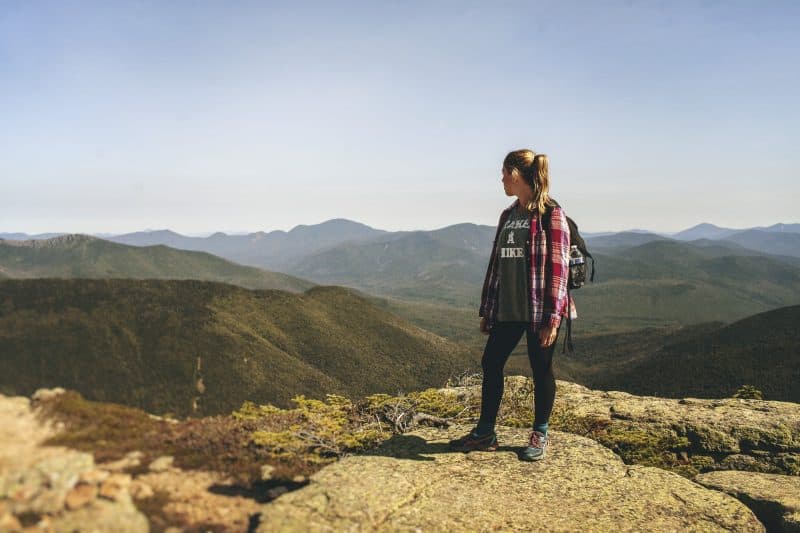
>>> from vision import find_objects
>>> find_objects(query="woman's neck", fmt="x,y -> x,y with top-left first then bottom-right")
516,194 -> 535,212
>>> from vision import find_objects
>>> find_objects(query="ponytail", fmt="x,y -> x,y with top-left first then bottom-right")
533,154 -> 553,214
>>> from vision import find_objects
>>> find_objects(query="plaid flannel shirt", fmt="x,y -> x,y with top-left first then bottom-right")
479,199 -> 576,332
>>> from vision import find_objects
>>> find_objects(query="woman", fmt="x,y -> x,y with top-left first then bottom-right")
449,149 -> 574,461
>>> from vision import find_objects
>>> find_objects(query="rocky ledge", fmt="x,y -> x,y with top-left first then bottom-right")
2,378 -> 799,531
256,378 -> 800,532
446,377 -> 800,477
550,379 -> 800,475
257,424 -> 763,532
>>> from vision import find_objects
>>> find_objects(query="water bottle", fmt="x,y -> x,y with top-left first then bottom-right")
568,245 -> 586,288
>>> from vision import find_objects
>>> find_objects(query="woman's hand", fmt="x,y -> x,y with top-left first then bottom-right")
479,317 -> 490,335
538,324 -> 558,347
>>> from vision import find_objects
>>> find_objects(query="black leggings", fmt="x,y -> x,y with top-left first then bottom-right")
477,321 -> 559,431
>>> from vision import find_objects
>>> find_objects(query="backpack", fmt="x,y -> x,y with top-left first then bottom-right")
541,199 -> 595,353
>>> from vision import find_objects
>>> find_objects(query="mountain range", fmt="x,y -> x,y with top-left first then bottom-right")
4,219 -> 800,257
2,276 -> 797,420
3,220 -> 800,341
0,234 -> 312,293
7,220 -> 800,238
0,279 -> 473,416
2,216 -> 799,414
672,222 -> 800,240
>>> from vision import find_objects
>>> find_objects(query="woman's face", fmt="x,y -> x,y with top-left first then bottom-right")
501,166 -> 516,196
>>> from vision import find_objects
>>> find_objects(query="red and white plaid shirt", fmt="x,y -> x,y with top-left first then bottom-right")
479,199 -> 576,332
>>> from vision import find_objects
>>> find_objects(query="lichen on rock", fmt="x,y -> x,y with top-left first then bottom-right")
694,470 -> 800,532
256,424 -> 765,532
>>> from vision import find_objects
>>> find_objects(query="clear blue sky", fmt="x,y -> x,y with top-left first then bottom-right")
2,0 -> 798,235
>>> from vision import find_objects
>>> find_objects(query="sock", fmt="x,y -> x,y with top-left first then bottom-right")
533,422 -> 548,436
473,422 -> 494,437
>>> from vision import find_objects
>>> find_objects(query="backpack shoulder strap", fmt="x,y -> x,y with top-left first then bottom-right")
540,199 -> 559,230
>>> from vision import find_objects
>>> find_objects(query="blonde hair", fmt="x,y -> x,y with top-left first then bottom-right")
503,149 -> 555,214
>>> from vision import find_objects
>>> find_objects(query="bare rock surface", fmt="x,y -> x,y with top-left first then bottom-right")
147,455 -> 175,473
695,470 -> 800,532
133,469 -> 262,531
257,424 -> 764,532
0,393 -> 148,532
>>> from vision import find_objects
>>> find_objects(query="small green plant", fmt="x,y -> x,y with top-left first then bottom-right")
232,400 -> 283,420
247,394 -> 389,463
358,387 -> 476,432
733,385 -> 763,400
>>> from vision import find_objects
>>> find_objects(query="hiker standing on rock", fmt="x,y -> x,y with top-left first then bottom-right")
449,149 -> 575,461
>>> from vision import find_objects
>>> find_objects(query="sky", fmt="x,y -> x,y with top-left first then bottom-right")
1,0 -> 798,235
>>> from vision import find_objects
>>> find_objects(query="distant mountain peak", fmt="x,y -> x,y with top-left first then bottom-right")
762,223 -> 800,233
321,217 -> 364,224
691,222 -> 723,229
115,229 -> 184,239
673,223 -> 738,241
291,218 -> 378,232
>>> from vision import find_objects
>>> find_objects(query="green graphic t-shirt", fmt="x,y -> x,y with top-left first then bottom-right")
496,206 -> 531,322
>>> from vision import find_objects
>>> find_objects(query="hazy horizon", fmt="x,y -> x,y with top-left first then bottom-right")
2,216 -> 799,240
2,1 -> 799,235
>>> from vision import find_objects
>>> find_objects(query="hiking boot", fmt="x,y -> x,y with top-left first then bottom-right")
521,430 -> 549,461
448,429 -> 498,452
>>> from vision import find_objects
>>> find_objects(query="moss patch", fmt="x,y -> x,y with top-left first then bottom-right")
689,455 -> 718,473
35,391 -> 314,485
683,424 -> 741,454
593,425 -> 694,475
731,424 -> 795,452
37,390 -> 171,464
